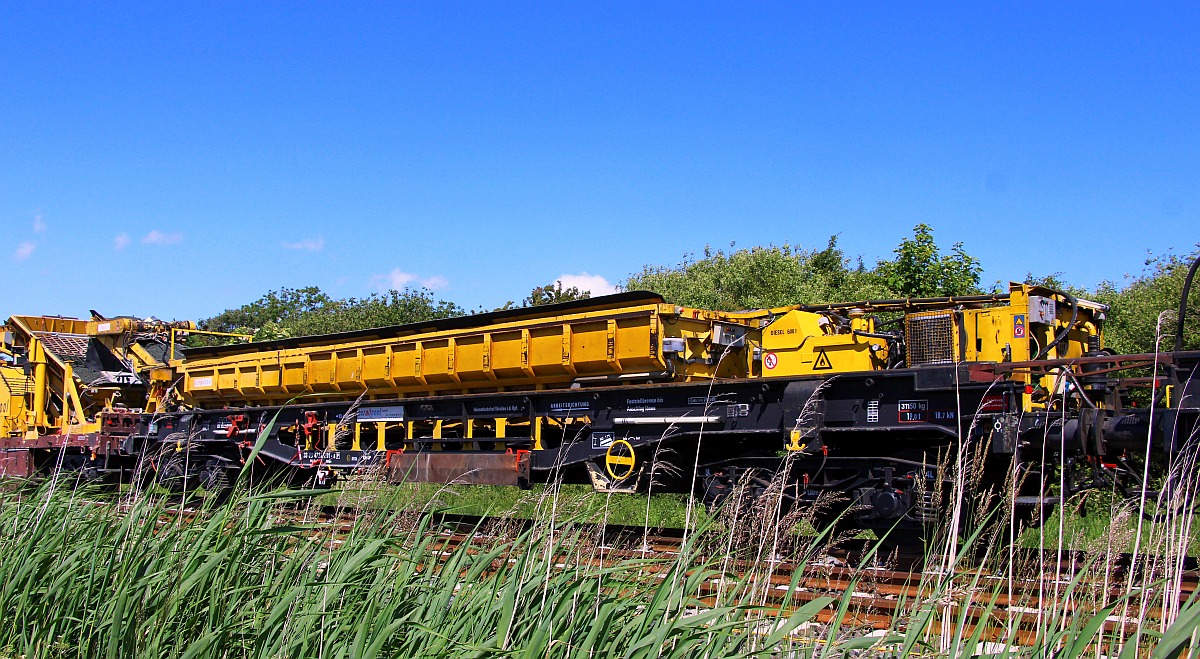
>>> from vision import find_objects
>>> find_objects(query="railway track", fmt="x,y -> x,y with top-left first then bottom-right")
44,493 -> 1200,649
268,504 -> 1199,648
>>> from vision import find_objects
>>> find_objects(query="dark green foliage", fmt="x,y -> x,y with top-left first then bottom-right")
199,286 -> 335,336
875,223 -> 983,297
199,287 -> 465,342
624,237 -> 893,311
284,288 -> 465,337
494,281 -> 592,311
524,281 -> 590,306
1091,248 -> 1200,355
622,228 -> 985,311
1024,272 -> 1073,292
197,227 -> 987,339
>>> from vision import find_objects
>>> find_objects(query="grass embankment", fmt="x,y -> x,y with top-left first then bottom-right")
330,479 -> 1200,555
3,482 -> 1199,657
330,481 -> 708,529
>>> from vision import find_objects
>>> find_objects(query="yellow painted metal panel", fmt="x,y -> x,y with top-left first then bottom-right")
454,335 -> 489,383
422,339 -> 452,383
760,310 -> 887,377
446,338 -> 459,382
566,320 -> 611,372
171,303 -> 742,406
616,319 -> 655,365
0,366 -> 31,438
361,346 -> 390,386
529,327 -> 565,375
308,353 -> 335,392
391,344 -> 420,385
259,364 -> 282,392
489,330 -> 525,377
282,361 -> 307,392
335,349 -> 360,388
237,366 -> 260,395
217,367 -> 238,392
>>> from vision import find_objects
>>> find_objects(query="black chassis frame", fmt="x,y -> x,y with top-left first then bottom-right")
110,356 -> 1200,535
124,364 -> 1030,487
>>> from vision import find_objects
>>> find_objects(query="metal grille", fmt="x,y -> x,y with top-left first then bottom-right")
34,332 -> 89,361
32,333 -> 113,384
905,312 -> 954,366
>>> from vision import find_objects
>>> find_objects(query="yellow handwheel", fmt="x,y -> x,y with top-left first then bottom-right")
604,439 -> 636,481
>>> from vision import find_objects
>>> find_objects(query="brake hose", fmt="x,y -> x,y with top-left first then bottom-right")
1177,254 -> 1200,352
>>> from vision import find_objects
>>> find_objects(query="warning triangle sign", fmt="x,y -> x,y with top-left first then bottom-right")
813,348 -> 833,370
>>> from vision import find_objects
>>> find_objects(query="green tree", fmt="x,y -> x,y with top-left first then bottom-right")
251,321 -> 293,342
524,281 -> 590,306
1091,249 -> 1200,355
493,281 -> 592,311
1023,272 -> 1071,292
198,286 -> 465,341
285,288 -> 465,336
624,237 -> 893,311
200,286 -> 336,335
876,224 -> 983,297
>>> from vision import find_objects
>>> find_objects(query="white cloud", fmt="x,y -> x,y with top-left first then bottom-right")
370,268 -> 417,292
370,269 -> 449,292
32,215 -> 46,233
142,230 -> 182,245
14,241 -> 35,261
556,272 -> 617,296
282,236 -> 325,251
113,233 -> 131,251
420,275 -> 449,290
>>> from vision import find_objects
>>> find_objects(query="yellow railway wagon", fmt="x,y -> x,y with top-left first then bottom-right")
0,364 -> 31,438
175,292 -> 758,406
1,314 -> 183,438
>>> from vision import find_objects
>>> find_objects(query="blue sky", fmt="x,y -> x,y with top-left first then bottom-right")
3,3 -> 1197,321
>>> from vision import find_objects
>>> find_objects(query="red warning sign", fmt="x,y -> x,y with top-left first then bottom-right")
764,352 -> 778,370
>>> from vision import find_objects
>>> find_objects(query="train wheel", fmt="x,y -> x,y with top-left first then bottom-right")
700,467 -> 739,510
156,451 -> 195,494
701,464 -> 802,532
153,432 -> 201,494
807,491 -> 857,539
812,448 -> 946,548
992,458 -> 1055,531
199,463 -> 234,502
47,451 -> 117,490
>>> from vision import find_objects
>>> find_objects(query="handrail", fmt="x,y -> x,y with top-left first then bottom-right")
169,327 -> 253,361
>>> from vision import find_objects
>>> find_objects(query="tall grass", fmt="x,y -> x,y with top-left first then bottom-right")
0,484 -> 823,658
4,323 -> 1200,656
3,471 -> 1200,657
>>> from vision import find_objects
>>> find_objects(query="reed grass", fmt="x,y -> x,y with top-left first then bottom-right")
1,472 -> 1198,658
3,323 -> 1198,657
0,483 -> 813,658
